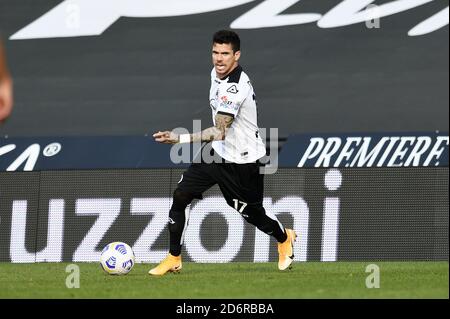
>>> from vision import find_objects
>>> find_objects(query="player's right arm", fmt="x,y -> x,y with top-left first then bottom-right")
153,113 -> 234,144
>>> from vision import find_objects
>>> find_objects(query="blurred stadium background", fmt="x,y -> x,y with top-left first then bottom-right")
0,0 -> 448,299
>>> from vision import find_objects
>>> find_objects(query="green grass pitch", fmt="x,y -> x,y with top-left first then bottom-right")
0,262 -> 447,299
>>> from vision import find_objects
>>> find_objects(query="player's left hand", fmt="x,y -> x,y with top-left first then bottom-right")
153,130 -> 179,144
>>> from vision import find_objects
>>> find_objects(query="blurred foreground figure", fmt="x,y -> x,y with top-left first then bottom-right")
0,40 -> 13,123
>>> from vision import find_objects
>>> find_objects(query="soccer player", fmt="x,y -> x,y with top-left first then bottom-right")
0,39 -> 13,123
150,30 -> 296,275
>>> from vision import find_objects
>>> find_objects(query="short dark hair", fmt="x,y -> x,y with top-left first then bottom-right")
213,30 -> 240,52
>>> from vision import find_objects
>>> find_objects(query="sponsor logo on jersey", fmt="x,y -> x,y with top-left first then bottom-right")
219,96 -> 238,111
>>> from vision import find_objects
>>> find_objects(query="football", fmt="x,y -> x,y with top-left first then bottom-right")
100,242 -> 135,275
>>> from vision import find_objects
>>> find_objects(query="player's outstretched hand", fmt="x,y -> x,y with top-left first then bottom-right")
153,130 -> 179,144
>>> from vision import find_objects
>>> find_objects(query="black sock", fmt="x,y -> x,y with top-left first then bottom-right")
168,208 -> 186,256
243,205 -> 287,243
168,189 -> 194,256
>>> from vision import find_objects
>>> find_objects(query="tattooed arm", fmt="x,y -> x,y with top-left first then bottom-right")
190,113 -> 234,143
153,113 -> 234,144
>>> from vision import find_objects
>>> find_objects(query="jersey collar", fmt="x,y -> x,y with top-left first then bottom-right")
219,65 -> 243,83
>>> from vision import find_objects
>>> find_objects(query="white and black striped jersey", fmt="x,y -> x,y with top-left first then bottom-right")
209,66 -> 266,164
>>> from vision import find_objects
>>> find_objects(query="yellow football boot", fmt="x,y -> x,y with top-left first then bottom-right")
277,229 -> 297,270
148,254 -> 182,276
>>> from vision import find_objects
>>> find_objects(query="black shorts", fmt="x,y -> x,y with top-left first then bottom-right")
177,159 -> 265,207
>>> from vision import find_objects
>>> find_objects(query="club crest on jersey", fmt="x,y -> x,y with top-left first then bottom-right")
226,85 -> 238,94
